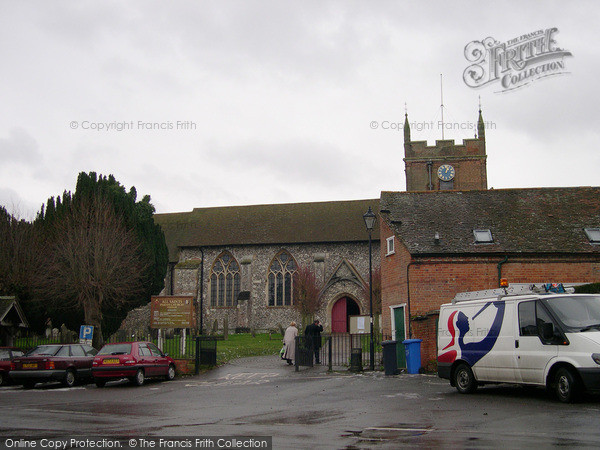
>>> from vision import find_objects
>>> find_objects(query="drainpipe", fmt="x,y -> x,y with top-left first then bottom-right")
199,247 -> 205,335
497,255 -> 508,287
406,262 -> 414,339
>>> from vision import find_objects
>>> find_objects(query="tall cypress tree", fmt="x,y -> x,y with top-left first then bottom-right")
35,172 -> 168,345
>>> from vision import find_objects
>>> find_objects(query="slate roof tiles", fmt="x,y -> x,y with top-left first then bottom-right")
155,199 -> 380,262
380,187 -> 600,255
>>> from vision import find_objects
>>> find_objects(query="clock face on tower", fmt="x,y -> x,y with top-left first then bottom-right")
437,164 -> 455,182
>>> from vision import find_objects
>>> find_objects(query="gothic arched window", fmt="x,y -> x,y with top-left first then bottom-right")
210,252 -> 241,307
267,250 -> 297,307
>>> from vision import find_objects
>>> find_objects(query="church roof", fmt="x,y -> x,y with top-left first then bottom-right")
155,199 -> 380,262
380,187 -> 600,256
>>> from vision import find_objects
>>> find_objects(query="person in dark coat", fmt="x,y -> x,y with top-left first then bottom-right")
304,319 -> 323,364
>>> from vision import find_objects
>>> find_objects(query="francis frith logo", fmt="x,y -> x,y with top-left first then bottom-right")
463,27 -> 572,93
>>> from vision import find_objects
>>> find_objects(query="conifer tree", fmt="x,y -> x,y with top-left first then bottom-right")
35,172 -> 168,346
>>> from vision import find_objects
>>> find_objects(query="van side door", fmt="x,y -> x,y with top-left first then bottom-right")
474,299 -> 516,383
515,300 -> 559,384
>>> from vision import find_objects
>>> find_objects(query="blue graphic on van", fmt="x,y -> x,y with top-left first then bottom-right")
439,301 -> 505,366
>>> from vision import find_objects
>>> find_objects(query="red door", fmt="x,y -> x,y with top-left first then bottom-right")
332,298 -> 347,333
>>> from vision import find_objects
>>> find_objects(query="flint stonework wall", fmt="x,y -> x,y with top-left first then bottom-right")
171,241 -> 380,333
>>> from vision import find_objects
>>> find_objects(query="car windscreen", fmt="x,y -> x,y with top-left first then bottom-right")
26,345 -> 61,356
544,295 -> 600,331
97,344 -> 132,355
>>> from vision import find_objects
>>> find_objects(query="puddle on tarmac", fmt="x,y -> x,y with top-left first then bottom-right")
239,410 -> 343,426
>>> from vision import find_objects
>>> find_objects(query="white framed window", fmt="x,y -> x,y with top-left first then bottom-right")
584,228 -> 600,244
473,229 -> 493,243
386,236 -> 395,256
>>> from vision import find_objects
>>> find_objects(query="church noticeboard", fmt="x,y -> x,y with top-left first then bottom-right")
150,296 -> 195,329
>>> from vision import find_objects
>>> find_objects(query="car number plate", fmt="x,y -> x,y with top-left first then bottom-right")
23,363 -> 37,369
103,358 -> 119,364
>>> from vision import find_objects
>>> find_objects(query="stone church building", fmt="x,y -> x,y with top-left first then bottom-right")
154,199 -> 380,334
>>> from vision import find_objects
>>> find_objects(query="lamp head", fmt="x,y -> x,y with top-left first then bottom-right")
363,206 -> 376,231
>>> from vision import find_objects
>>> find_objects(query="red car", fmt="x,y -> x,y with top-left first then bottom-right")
0,347 -> 25,386
10,344 -> 97,389
92,341 -> 176,387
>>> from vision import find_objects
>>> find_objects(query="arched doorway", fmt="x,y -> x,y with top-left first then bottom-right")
331,297 -> 360,333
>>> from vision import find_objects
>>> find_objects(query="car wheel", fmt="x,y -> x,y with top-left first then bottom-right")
454,363 -> 477,394
0,372 -> 5,386
95,380 -> 106,388
165,364 -> 176,381
133,369 -> 145,386
555,367 -> 580,403
63,369 -> 76,388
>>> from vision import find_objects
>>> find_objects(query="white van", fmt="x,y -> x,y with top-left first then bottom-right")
437,284 -> 600,402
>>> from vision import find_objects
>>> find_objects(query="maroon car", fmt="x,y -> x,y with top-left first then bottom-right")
10,344 -> 97,389
0,347 -> 24,386
92,341 -> 176,387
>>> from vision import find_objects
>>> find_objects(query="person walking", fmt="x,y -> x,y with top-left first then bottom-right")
304,319 -> 323,364
282,321 -> 298,365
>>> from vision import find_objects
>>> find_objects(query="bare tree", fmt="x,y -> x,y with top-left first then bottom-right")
36,195 -> 147,347
293,264 -> 322,331
361,265 -> 382,315
361,266 -> 382,337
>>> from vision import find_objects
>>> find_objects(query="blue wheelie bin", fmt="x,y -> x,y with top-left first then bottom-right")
402,339 -> 422,374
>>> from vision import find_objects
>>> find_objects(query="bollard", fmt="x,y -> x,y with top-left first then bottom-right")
382,340 -> 398,375
349,347 -> 363,372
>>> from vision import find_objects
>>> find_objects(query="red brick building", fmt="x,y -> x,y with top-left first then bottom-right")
379,187 -> 600,371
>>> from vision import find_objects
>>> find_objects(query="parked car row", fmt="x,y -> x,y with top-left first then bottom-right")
1,341 -> 176,389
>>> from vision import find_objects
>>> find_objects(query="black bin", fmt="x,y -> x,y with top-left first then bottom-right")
197,336 -> 217,367
382,340 -> 398,375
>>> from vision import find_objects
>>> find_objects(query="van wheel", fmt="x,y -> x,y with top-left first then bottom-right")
454,363 -> 477,394
63,369 -> 76,388
555,367 -> 580,403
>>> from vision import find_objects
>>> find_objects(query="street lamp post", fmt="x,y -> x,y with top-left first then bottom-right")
363,206 -> 376,371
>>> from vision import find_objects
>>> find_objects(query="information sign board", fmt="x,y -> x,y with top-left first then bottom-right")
150,296 -> 195,329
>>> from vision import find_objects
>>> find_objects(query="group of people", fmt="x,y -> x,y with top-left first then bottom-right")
281,319 -> 323,366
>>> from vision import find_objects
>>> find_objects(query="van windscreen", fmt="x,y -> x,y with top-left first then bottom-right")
545,295 -> 600,331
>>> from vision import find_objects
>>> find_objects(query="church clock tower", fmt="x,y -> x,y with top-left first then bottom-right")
403,109 -> 488,191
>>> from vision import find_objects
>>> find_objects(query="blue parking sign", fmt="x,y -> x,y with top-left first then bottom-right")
79,325 -> 94,345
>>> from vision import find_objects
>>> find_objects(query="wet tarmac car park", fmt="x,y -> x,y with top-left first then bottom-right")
1,355 -> 600,449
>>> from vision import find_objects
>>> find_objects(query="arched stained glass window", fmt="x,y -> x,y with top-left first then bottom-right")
210,252 -> 241,307
267,250 -> 297,307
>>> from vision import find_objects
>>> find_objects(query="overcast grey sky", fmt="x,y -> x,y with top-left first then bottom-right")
0,1 -> 597,217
